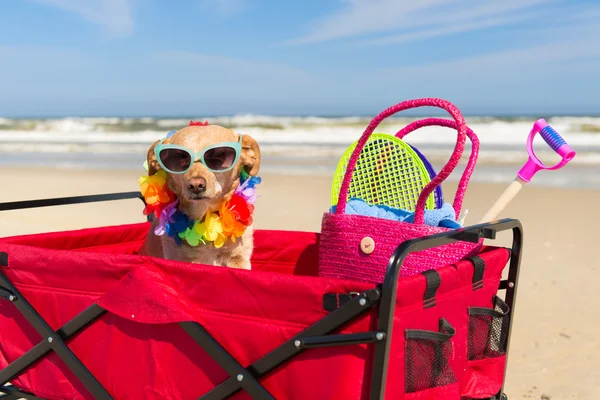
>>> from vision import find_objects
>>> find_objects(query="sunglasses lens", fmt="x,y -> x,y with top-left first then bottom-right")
159,148 -> 192,172
203,146 -> 237,171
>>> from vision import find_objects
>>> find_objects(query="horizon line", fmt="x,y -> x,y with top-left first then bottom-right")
2,112 -> 600,119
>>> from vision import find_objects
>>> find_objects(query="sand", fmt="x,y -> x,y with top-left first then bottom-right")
0,166 -> 599,399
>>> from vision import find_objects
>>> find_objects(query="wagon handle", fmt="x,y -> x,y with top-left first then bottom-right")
0,192 -> 145,212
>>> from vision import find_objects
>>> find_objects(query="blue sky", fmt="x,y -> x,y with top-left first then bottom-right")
1,0 -> 599,116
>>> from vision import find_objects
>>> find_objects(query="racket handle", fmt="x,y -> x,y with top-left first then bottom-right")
458,209 -> 469,225
478,177 -> 525,223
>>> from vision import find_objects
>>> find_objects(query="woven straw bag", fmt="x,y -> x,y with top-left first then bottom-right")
318,98 -> 482,284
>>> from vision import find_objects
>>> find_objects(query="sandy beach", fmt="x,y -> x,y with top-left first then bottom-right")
0,166 -> 598,399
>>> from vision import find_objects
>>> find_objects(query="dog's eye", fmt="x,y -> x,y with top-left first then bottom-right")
160,148 -> 192,172
204,146 -> 236,170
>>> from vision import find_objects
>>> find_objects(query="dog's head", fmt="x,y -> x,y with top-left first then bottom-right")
146,124 -> 260,220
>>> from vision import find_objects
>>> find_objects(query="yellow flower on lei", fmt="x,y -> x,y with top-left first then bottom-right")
138,170 -> 171,206
194,211 -> 228,248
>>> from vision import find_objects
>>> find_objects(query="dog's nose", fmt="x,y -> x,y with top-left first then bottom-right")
187,178 -> 207,194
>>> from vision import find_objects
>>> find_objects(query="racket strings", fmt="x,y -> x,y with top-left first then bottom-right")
333,135 -> 434,212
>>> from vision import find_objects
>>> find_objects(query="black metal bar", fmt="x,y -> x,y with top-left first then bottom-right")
497,221 -> 523,400
0,304 -> 106,386
297,331 -> 384,349
0,268 -> 113,400
200,288 -> 381,400
369,218 -> 523,400
0,385 -> 45,400
180,322 -> 275,400
0,192 -> 145,212
0,288 -> 15,301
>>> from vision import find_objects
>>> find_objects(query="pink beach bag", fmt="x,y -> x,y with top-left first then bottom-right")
318,98 -> 482,284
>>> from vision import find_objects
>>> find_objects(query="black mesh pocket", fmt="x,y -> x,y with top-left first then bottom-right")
468,296 -> 510,360
405,318 -> 457,393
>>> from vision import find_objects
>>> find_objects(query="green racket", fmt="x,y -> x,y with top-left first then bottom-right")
331,133 -> 436,212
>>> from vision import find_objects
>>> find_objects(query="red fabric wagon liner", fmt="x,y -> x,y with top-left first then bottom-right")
0,218 -> 521,400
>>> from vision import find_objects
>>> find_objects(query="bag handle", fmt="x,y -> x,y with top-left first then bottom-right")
335,98 -> 467,225
395,118 -> 479,219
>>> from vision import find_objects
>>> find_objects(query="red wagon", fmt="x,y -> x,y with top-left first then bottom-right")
0,191 -> 522,400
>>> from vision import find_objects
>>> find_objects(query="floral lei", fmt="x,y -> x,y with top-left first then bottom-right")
139,164 -> 261,249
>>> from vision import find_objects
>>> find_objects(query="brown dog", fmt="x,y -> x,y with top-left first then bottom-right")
139,123 -> 261,270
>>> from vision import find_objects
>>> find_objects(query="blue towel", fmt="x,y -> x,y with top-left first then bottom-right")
330,198 -> 461,229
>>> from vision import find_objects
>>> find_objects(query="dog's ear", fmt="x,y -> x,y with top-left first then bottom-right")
146,139 -> 162,175
240,134 -> 261,176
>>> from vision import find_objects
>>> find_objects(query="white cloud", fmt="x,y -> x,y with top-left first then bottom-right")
378,35 -> 600,78
361,35 -> 600,115
0,45 -> 322,115
152,50 -> 317,91
27,0 -> 134,38
195,0 -> 249,15
210,0 -> 248,15
285,0 -> 556,45
357,11 -> 539,46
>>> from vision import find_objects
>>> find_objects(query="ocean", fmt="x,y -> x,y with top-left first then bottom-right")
1,115 -> 599,189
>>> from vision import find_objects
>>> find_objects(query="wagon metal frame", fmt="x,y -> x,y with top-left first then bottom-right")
0,192 -> 521,400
